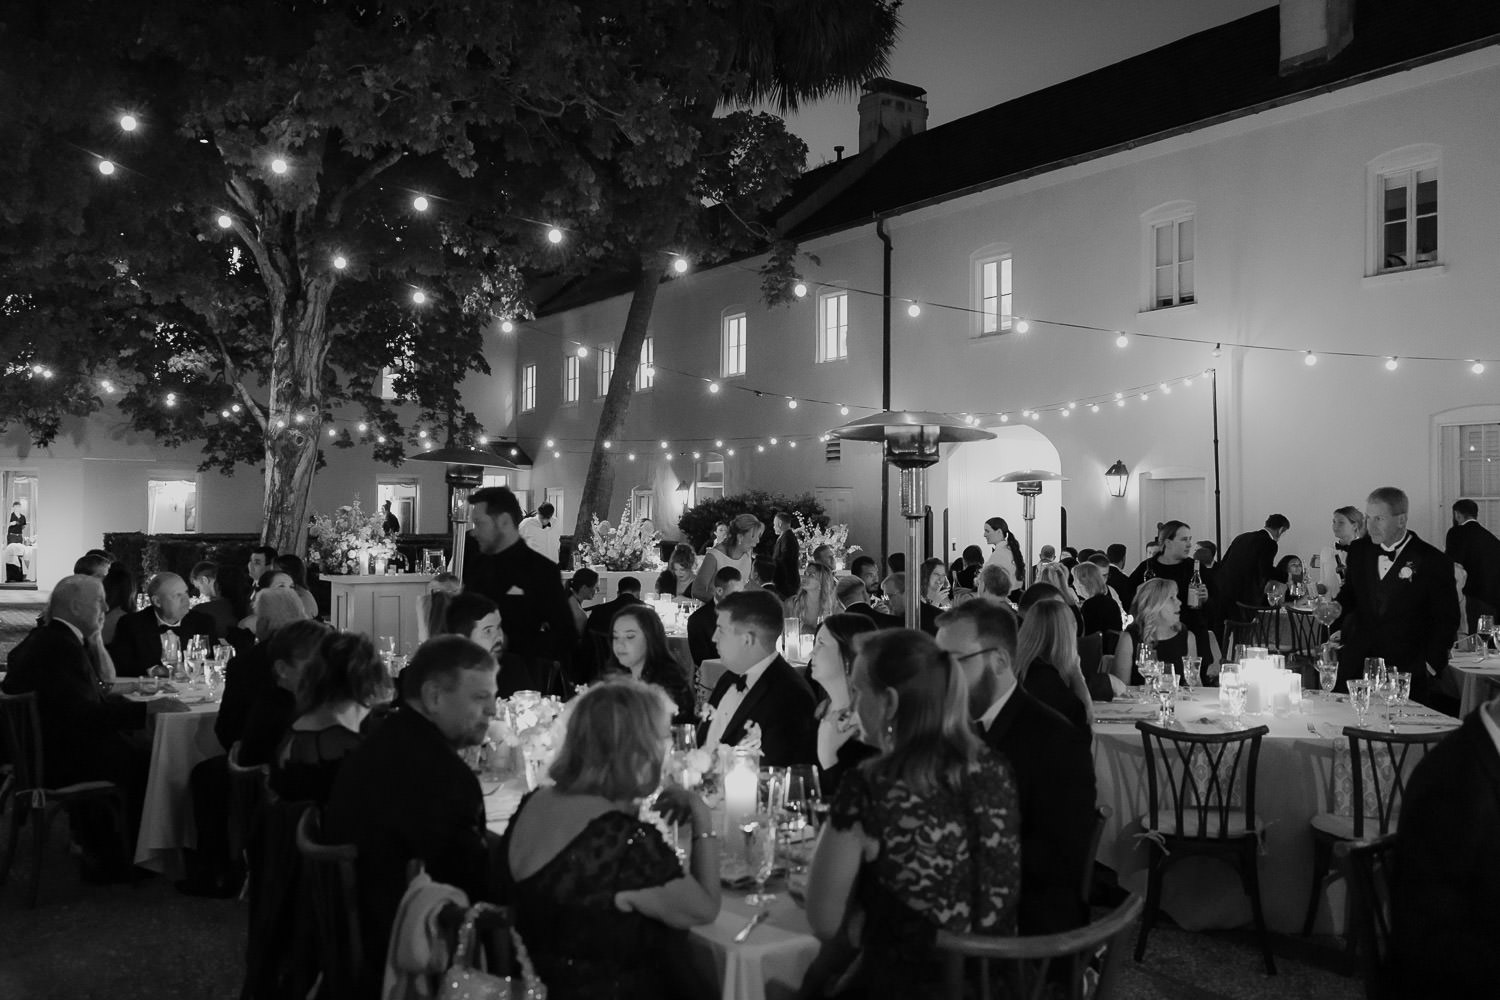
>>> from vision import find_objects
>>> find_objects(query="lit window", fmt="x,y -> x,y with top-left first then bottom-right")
378,367 -> 398,400
1378,165 -> 1438,272
520,364 -> 537,412
563,355 -> 579,404
721,313 -> 747,378
147,479 -> 198,533
695,452 -> 725,502
817,292 -> 848,362
637,336 -> 655,391
596,345 -> 615,397
1151,216 -> 1195,308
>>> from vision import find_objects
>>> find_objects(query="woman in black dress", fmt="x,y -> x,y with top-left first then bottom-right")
269,632 -> 390,803
1072,561 -> 1124,647
604,606 -> 695,724
1014,600 -> 1093,730
807,612 -> 881,796
1113,578 -> 1216,686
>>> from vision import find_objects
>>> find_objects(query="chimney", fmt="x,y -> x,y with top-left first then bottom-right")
1279,0 -> 1354,74
857,78 -> 928,154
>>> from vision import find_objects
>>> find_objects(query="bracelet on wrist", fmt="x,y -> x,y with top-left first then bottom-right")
692,830 -> 720,843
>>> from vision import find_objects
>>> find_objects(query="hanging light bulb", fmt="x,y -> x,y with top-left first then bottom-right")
603,440 -> 612,449
220,409 -> 230,418
1212,343 -> 1222,358
1115,333 -> 1128,348
1183,378 -> 1194,388
327,428 -> 337,438
1472,360 -> 1487,375
1304,351 -> 1318,366
1140,392 -> 1150,401
1116,398 -> 1126,407
546,226 -> 563,244
412,290 -> 427,305
270,157 -> 288,175
793,282 -> 807,298
545,439 -> 555,448
787,398 -> 797,409
357,422 -> 368,432
1385,357 -> 1399,371
97,160 -> 115,176
275,418 -> 285,428
693,451 -> 702,460
552,450 -> 560,458
1015,319 -> 1031,333
333,255 -> 348,270
789,440 -> 797,448
217,214 -> 233,229
119,114 -> 138,132
1061,408 -> 1070,417
1068,401 -> 1078,409
769,437 -> 778,446
757,445 -> 766,453
377,435 -> 387,443
628,452 -> 636,461
575,345 -> 588,358
727,448 -> 736,456
417,429 -> 428,438
478,435 -> 489,445
231,403 -> 242,413
412,195 -> 430,212
1160,383 -> 1171,394
907,302 -> 921,318
672,256 -> 689,274
293,413 -> 306,424
500,319 -> 515,334
999,414 -> 1009,423
660,440 -> 669,449
1091,404 -> 1101,413
708,382 -> 720,394
100,380 -> 115,393
839,405 -> 850,416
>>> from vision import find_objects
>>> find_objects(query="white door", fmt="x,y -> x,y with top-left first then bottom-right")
1140,476 -> 1206,555
544,488 -> 565,524
814,487 -> 854,525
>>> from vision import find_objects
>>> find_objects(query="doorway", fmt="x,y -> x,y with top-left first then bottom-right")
377,480 -> 419,535
1139,473 -> 1207,555
3,471 -> 39,586
944,427 -> 1063,574
147,478 -> 198,534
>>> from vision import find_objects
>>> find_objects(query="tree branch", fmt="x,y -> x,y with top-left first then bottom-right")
212,332 -> 268,433
327,149 -> 404,225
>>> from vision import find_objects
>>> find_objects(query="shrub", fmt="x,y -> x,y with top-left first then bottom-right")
677,490 -> 825,556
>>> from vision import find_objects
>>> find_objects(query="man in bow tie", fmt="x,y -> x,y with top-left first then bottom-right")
107,571 -> 218,677
698,588 -> 817,766
1336,487 -> 1460,710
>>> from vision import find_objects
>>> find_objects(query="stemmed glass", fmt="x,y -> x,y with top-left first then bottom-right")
1392,672 -> 1412,724
1376,671 -> 1400,731
776,766 -> 822,897
1152,669 -> 1178,724
1181,656 -> 1202,695
1137,642 -> 1161,705
1222,681 -> 1247,726
1349,679 -> 1373,727
1478,614 -> 1497,661
1363,657 -> 1386,686
742,771 -> 782,906
1264,581 -> 1287,609
1316,661 -> 1340,706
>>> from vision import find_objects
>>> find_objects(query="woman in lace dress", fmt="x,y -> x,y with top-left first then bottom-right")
807,629 -> 1021,997
502,679 -> 720,1000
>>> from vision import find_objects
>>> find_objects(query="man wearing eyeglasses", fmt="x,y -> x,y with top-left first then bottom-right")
936,600 -> 1096,935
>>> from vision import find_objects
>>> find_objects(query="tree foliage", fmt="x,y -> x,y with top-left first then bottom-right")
678,489 -> 825,557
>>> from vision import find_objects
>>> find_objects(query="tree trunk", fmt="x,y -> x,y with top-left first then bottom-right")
260,280 -> 333,556
574,256 -> 667,540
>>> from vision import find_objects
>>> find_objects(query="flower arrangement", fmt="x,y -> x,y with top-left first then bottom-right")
487,691 -> 570,788
573,506 -> 661,571
792,511 -> 859,572
307,497 -> 397,575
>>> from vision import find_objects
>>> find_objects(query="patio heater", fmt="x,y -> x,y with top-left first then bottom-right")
992,469 -> 1068,589
408,444 -> 517,579
830,411 -> 994,627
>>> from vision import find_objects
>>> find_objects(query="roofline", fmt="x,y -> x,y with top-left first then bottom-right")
793,32 -> 1500,242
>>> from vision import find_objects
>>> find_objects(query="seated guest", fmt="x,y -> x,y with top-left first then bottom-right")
887,552 -> 906,574
74,550 -> 113,578
935,600 -> 1096,934
189,560 -> 238,639
326,636 -> 501,999
850,554 -> 882,599
1274,553 -> 1311,598
603,606 -> 695,724
951,544 -> 985,593
216,588 -> 313,750
1105,543 -> 1135,609
503,680 -> 720,999
1059,546 -> 1079,570
239,620 -> 335,767
911,557 -> 949,635
274,553 -> 321,618
810,544 -> 836,573
2,575 -> 188,881
237,569 -> 299,634
107,571 -> 218,677
1018,582 -> 1064,614
101,561 -> 136,645
687,566 -> 741,665
835,575 -> 903,629
880,571 -> 908,623
808,629 -> 1020,994
415,572 -> 464,642
585,575 -> 645,636
1036,562 -> 1085,634
699,589 -> 818,766
655,543 -> 697,598
787,563 -> 838,631
806,612 -> 880,795
978,563 -> 1016,609
246,545 -> 278,585
1015,601 -> 1094,731
565,567 -> 598,637
1073,561 -> 1124,648
426,590 -> 504,659
1391,691 -> 1500,994
270,632 -> 389,804
1114,578 -> 1213,686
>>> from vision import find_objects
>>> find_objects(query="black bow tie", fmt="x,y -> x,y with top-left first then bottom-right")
729,673 -> 748,692
158,623 -> 180,634
1334,542 -> 1350,552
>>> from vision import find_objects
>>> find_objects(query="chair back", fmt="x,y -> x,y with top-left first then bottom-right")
1284,605 -> 1325,661
1135,721 -> 1269,839
937,893 -> 1144,1000
1081,805 -> 1111,902
1342,727 -> 1444,838
295,806 -> 362,998
1077,633 -> 1104,677
1219,619 -> 1256,661
1235,602 -> 1281,649
226,741 -> 269,865
0,692 -> 43,793
1336,835 -> 1398,1000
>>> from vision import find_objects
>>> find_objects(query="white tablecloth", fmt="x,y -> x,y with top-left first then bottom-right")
131,697 -> 221,876
1092,688 -> 1457,934
1451,661 -> 1500,717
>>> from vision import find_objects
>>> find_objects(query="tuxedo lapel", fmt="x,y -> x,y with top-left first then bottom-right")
697,672 -> 736,746
983,683 -> 1026,745
722,656 -> 789,746
1374,535 -> 1429,614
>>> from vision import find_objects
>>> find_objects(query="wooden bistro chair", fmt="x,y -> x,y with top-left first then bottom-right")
1284,605 -> 1325,665
0,691 -> 131,907
1133,720 -> 1275,975
295,806 -> 362,999
1235,602 -> 1282,652
1077,633 -> 1105,679
1301,727 -> 1442,945
226,741 -> 270,885
937,894 -> 1143,1000
1219,619 -> 1259,662
1335,834 -> 1399,1000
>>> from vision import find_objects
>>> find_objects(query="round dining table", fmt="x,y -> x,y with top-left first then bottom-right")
124,686 -> 223,876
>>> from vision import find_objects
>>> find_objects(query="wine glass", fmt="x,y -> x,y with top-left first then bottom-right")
1478,614 -> 1497,660
777,766 -> 822,896
1152,670 -> 1178,724
1180,656 -> 1202,694
1393,671 -> 1411,723
1349,679 -> 1372,727
1363,657 -> 1386,685
1376,671 -> 1400,731
740,814 -> 778,906
1317,661 -> 1340,704
1264,581 -> 1286,609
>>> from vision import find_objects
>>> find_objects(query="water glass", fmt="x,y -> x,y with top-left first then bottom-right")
1317,661 -> 1340,702
1222,682 -> 1247,725
1181,656 -> 1202,693
740,814 -> 779,905
1363,657 -> 1386,685
1349,679 -> 1372,726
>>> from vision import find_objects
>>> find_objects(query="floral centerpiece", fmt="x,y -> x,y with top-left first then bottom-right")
573,507 -> 661,571
792,511 -> 859,572
307,497 -> 396,575
487,690 -> 570,789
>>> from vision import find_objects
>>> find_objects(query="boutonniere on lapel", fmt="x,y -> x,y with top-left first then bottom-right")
736,722 -> 763,752
1398,565 -> 1414,581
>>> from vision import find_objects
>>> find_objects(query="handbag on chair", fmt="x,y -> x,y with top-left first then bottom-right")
436,903 -> 546,1000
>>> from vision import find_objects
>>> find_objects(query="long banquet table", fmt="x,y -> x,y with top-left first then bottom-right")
1091,687 -> 1458,935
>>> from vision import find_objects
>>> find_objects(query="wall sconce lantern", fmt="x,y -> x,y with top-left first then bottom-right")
1105,459 -> 1129,498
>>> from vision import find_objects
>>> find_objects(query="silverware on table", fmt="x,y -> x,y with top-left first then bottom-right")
733,908 -> 770,943
1306,724 -> 1325,739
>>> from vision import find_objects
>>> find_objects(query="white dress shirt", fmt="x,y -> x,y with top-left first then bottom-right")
1377,533 -> 1412,580
703,651 -> 778,750
517,515 -> 561,564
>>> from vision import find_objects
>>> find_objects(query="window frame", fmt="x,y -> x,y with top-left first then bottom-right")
520,364 -> 537,413
562,354 -> 579,405
816,290 -> 849,362
1368,146 -> 1441,276
969,245 -> 1014,338
596,345 -> 615,398
636,336 -> 655,392
721,311 -> 747,378
146,475 -> 200,534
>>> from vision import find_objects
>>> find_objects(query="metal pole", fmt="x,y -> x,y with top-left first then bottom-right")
1021,493 -> 1037,589
900,466 -> 925,627
877,216 -> 893,568
1211,368 -> 1223,551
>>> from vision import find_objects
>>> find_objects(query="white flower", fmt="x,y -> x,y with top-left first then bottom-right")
1398,566 -> 1414,581
737,721 -> 763,751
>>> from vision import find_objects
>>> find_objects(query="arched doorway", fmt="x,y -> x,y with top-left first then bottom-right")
944,426 -> 1063,576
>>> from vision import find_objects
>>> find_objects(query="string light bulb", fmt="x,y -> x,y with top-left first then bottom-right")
603,440 -> 611,449
552,450 -> 560,458
231,403 -> 241,413
119,114 -> 138,132
1115,333 -> 1128,348
1212,343 -> 1222,358
793,282 -> 807,298
693,451 -> 702,460
672,256 -> 689,274
789,440 -> 797,448
1091,404 -> 1101,413
417,429 -> 428,438
708,382 -> 720,394
97,160 -> 115,176
217,214 -> 233,229
411,290 -> 427,305
628,452 -> 636,461
907,302 -> 921,318
545,439 -> 555,448
757,445 -> 765,453
220,409 -> 229,418
840,405 -> 850,416
660,440 -> 669,449
546,226 -> 563,244
1385,357 -> 1399,371
575,345 -> 588,358
293,413 -> 306,424
333,255 -> 347,270
1159,383 -> 1171,394
769,437 -> 779,446
1304,351 -> 1318,366
1015,319 -> 1031,333
479,435 -> 489,445
715,439 -> 724,448
500,319 -> 514,334
787,398 -> 797,409
1472,361 -> 1486,375
999,414 -> 1009,423
270,157 -> 288,175
327,428 -> 337,438
727,448 -> 736,456
357,422 -> 368,432
100,380 -> 115,393
412,195 -> 430,212
274,418 -> 285,428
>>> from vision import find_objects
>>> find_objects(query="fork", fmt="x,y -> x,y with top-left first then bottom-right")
1306,723 -> 1325,739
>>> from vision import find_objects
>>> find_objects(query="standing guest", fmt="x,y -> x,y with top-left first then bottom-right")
107,571 -> 218,677
247,545 -> 278,585
1446,498 -> 1500,633
1105,543 -> 1135,609
692,513 -> 763,602
274,554 -> 320,618
1114,579 -> 1215,686
951,544 -> 985,593
788,563 -> 839,631
565,567 -> 599,638
807,629 -> 1020,996
604,606 -> 695,724
1315,506 -> 1364,601
1194,540 -> 1219,573
1215,514 -> 1291,613
1391,690 -> 1500,995
189,561 -> 238,638
426,590 -> 504,660
517,502 -> 562,565
834,575 -> 903,629
2,575 -> 188,882
771,509 -> 801,599
325,636 -> 501,1000
936,600 -> 1096,934
101,561 -> 136,645
983,517 -> 1026,591
502,680 -> 720,999
1128,521 -> 1213,643
381,499 -> 400,536
586,575 -> 645,635
1337,487 -> 1459,708
1014,601 -> 1094,731
806,612 -> 880,796
460,486 -> 576,695
270,633 -> 390,804
700,589 -> 818,766
1073,561 -> 1123,645
655,543 -> 697,598
687,566 -> 742,666
6,500 -> 25,542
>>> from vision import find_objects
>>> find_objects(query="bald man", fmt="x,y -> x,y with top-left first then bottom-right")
3,575 -> 188,880
107,571 -> 218,677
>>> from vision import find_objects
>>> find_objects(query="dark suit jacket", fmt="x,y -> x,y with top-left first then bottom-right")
215,641 -> 274,752
0,621 -> 147,786
1337,533 -> 1459,705
842,601 -> 903,630
584,593 -> 646,636
697,655 -> 817,767
772,529 -> 800,599
1446,519 -> 1500,618
461,534 -> 575,691
1214,529 -> 1278,614
1392,711 -> 1500,994
981,683 -> 1096,935
1107,566 -> 1135,610
325,705 -> 494,999
686,600 -> 717,665
107,606 -> 218,678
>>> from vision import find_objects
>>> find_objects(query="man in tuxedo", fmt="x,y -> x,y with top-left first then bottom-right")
326,636 -> 499,1000
936,600 -> 1096,935
699,588 -> 817,766
517,501 -> 561,565
2,575 -> 188,879
1214,514 -> 1290,615
1337,487 -> 1459,709
835,576 -> 902,628
584,575 -> 646,636
247,545 -> 277,584
1105,544 -> 1134,610
1446,498 -> 1500,633
189,560 -> 238,639
107,571 -> 218,677
687,566 -> 742,665
850,554 -> 881,599
1391,690 -> 1500,993
771,510 -> 800,599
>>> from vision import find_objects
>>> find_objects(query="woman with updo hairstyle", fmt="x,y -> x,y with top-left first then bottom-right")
273,553 -> 320,618
565,567 -> 599,638
1035,561 -> 1085,635
691,512 -> 764,602
981,517 -> 1026,596
604,605 -> 694,724
807,629 -> 1020,997
269,632 -> 390,803
426,589 -> 503,659
101,562 -> 136,645
1316,505 -> 1364,600
501,679 -> 720,999
1072,560 -> 1124,642
807,612 -> 880,796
